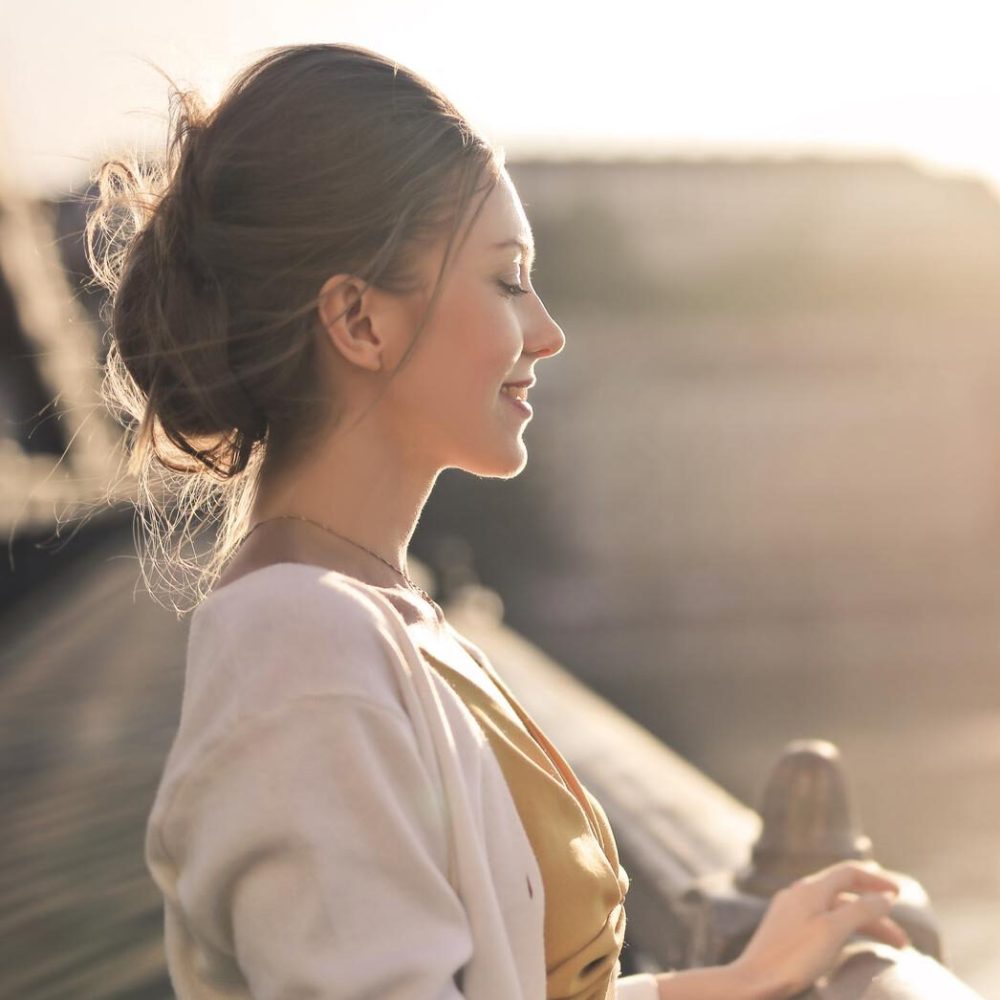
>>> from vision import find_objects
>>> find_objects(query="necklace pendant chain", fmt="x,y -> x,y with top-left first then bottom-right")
244,514 -> 444,624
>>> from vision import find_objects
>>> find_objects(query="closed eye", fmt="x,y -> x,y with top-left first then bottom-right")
498,280 -> 529,298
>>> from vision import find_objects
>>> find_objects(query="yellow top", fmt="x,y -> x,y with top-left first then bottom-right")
420,645 -> 629,1000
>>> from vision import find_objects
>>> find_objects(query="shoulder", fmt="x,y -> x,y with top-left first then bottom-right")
196,561 -> 395,639
180,564 -> 414,743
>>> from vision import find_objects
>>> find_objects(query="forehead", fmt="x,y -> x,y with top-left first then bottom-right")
474,170 -> 532,251
469,170 -> 535,269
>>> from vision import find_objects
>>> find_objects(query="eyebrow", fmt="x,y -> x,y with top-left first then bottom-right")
491,238 -> 536,273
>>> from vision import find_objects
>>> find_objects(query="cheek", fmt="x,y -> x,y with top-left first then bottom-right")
408,284 -> 522,426
444,289 -> 521,382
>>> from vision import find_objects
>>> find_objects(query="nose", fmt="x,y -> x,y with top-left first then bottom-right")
525,294 -> 566,360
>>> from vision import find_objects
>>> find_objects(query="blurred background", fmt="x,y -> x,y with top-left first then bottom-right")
3,0 -> 1000,996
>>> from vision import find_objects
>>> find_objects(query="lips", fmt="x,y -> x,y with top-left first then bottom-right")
500,384 -> 529,401
500,378 -> 535,402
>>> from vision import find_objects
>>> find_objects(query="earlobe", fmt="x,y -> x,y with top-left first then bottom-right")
317,273 -> 384,373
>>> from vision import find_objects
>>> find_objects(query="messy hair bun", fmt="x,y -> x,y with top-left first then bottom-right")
85,43 -> 500,611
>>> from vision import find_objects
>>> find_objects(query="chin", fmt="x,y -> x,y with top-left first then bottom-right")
456,437 -> 529,479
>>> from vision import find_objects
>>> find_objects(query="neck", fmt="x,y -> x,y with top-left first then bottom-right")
252,411 -> 440,582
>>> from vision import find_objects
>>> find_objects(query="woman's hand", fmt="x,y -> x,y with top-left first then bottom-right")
730,859 -> 911,999
653,860 -> 910,999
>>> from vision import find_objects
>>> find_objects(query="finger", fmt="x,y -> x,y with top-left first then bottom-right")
856,915 -> 911,950
806,861 -> 901,902
826,890 -> 896,941
832,891 -> 860,910
831,890 -> 910,949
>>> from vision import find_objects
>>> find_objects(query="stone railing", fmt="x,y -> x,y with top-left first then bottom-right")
444,583 -> 984,1000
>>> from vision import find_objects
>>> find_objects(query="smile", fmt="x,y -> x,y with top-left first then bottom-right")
500,384 -> 528,402
500,385 -> 532,418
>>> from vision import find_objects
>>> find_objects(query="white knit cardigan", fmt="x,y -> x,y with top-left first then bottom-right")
145,564 -> 659,1000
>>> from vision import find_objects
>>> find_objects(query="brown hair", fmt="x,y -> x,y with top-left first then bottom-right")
85,43 -> 501,612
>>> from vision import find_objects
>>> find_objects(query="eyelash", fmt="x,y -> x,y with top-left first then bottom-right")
498,280 -> 530,298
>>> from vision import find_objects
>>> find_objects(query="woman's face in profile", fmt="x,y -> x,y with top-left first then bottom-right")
392,167 -> 566,479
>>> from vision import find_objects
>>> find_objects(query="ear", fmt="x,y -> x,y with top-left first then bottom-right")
316,274 -> 385,373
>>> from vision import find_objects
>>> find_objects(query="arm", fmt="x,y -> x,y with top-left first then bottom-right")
611,963 -> 750,1000
154,693 -> 473,999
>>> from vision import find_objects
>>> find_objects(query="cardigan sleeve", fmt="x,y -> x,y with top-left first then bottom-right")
613,969 -> 660,999
149,692 -> 474,999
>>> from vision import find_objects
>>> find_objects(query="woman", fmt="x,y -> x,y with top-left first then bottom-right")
88,43 -> 908,1000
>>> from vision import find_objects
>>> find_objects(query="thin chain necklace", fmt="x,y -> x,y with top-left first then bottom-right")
242,514 -> 445,624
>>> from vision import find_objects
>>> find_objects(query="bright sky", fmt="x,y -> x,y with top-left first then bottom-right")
4,0 -> 1000,198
